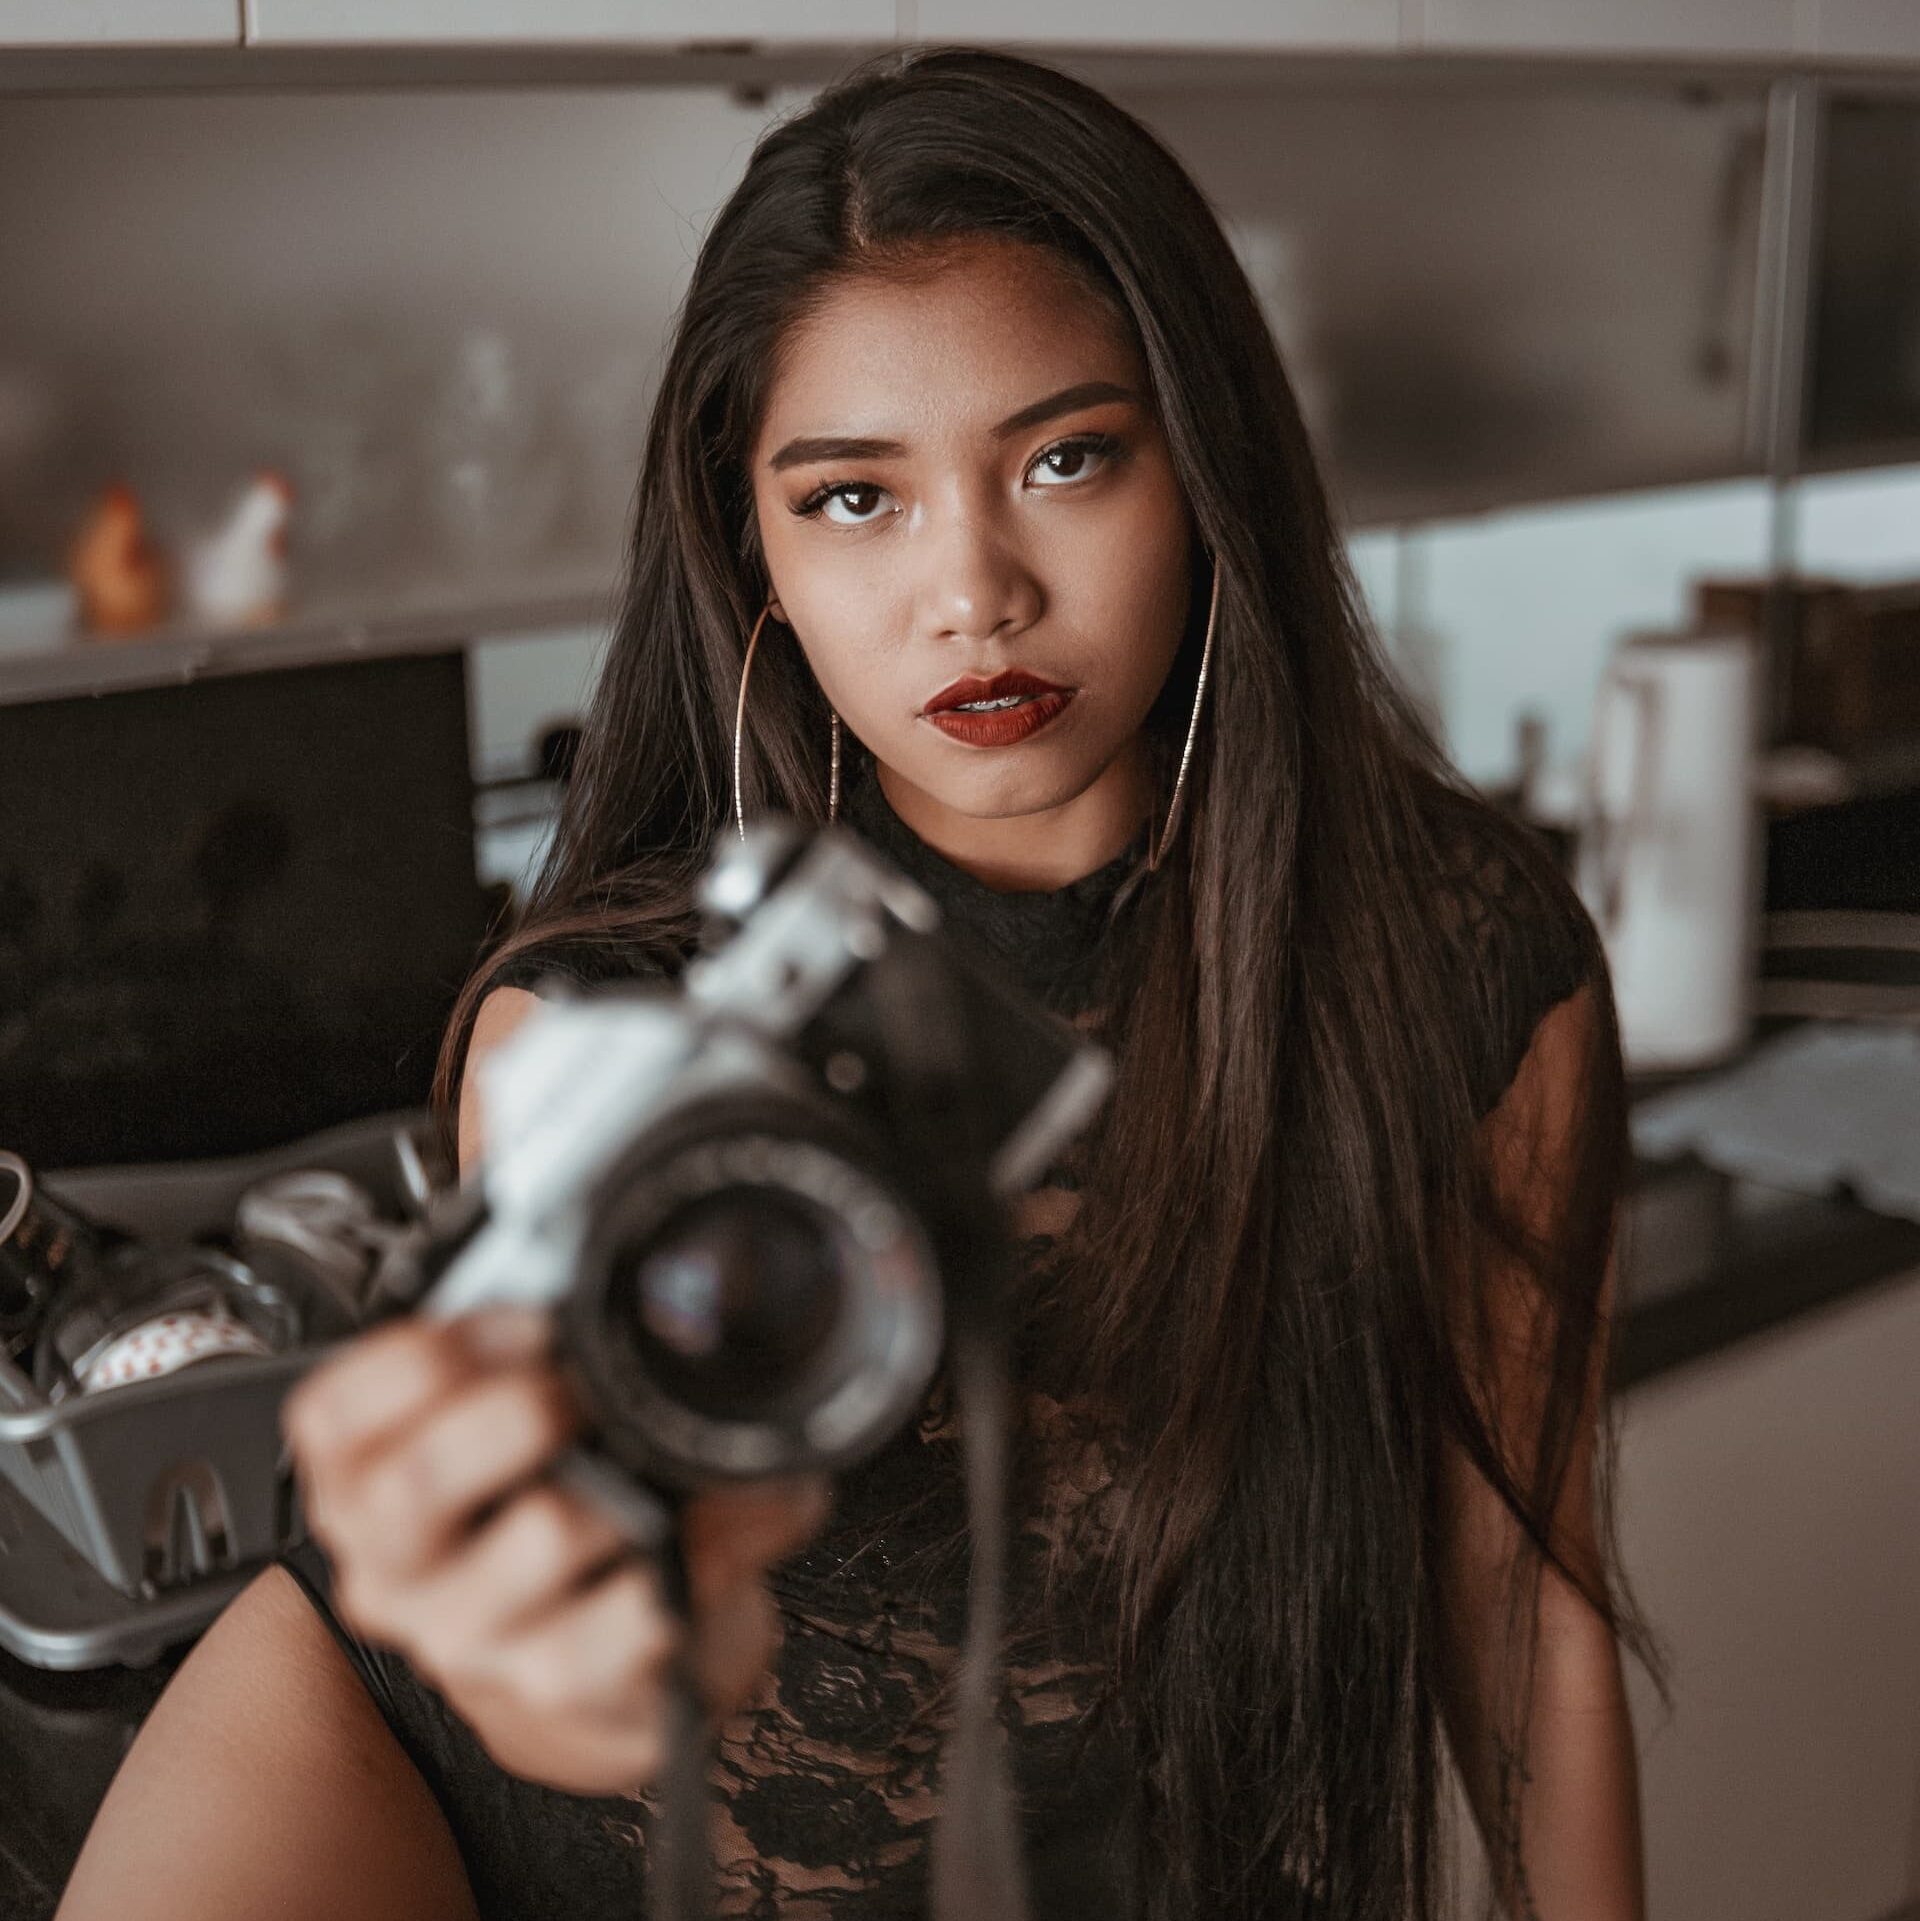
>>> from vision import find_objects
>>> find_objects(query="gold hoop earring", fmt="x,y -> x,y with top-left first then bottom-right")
1145,550 -> 1219,872
734,600 -> 842,842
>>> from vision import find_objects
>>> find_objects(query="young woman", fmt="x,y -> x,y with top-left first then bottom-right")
58,45 -> 1658,1921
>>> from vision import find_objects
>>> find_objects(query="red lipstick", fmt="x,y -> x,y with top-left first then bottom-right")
920,668 -> 1075,748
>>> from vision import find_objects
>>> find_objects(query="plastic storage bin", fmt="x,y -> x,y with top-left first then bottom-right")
0,1109 -> 433,1670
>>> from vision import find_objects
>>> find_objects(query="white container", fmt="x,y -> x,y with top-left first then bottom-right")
1577,627 -> 1761,1073
0,578 -> 77,655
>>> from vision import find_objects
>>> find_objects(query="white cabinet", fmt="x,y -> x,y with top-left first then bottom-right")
905,0 -> 1398,51
1415,0 -> 1805,59
1811,1 -> 1920,63
0,0 -> 239,43
243,0 -> 893,46
1613,1273 -> 1920,1921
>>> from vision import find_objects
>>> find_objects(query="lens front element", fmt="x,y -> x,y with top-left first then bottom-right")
616,1189 -> 844,1424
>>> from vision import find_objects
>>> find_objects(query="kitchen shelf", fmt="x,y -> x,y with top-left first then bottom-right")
3,40 -> 1919,104
0,561 -> 614,707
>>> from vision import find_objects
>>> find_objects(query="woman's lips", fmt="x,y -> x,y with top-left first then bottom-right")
922,688 -> 1075,746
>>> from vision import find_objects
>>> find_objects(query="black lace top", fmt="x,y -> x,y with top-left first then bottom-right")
278,753 -> 1597,1921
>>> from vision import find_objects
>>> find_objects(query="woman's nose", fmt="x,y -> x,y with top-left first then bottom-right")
916,510 -> 1043,644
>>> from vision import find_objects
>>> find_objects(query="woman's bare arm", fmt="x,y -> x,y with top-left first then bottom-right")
55,1562 -> 478,1921
1437,985 -> 1646,1920
457,985 -> 540,1172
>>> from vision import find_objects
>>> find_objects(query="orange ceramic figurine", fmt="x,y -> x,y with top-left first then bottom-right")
67,481 -> 170,636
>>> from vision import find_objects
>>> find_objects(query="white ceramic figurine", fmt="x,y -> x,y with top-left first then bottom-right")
184,470 -> 294,627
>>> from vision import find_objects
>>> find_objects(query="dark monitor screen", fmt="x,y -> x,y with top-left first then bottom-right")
0,648 -> 495,1169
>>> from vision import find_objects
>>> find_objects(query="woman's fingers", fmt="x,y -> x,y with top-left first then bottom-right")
280,1303 -> 839,1794
334,1366 -> 583,1581
284,1307 -> 583,1638
679,1474 -> 833,1610
400,1471 -> 830,1719
397,1482 -> 634,1661
283,1307 -> 550,1476
685,1573 -> 783,1720
436,1560 -> 685,1795
485,1559 -> 681,1721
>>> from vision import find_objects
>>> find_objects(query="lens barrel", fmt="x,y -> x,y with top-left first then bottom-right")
563,1099 -> 944,1485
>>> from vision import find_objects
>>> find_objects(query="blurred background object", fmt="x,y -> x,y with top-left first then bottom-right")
181,469 -> 292,628
1576,627 -> 1762,1072
0,650 -> 492,1169
66,483 -> 168,635
422,326 -> 566,573
1699,573 -> 1920,759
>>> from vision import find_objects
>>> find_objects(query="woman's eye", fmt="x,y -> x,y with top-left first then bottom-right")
1027,433 -> 1120,487
807,482 -> 892,527
795,434 -> 1120,524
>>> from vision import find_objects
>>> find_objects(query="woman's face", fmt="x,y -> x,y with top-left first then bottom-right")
749,235 -> 1195,888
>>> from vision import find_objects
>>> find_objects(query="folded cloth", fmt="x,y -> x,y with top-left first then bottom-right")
1632,1021 -> 1920,1222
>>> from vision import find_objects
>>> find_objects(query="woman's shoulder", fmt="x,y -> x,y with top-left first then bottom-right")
1410,777 -> 1607,1118
481,933 -> 682,1000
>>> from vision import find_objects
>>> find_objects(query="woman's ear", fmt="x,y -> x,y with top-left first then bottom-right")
768,595 -> 788,624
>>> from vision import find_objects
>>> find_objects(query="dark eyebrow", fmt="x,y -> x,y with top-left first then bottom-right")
989,379 -> 1138,442
767,432 -> 908,474
765,380 -> 1139,474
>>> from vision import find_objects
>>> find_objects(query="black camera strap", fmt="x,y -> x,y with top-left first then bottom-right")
872,931 -> 1032,1921
927,1273 -> 1028,1921
649,1527 -> 717,1921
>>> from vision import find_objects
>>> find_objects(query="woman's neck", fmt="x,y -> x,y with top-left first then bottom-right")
871,737 -> 1156,893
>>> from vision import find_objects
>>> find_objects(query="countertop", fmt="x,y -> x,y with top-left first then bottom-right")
1614,1151 -> 1920,1388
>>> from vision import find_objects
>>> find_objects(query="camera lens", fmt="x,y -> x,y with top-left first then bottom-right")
612,1187 -> 844,1423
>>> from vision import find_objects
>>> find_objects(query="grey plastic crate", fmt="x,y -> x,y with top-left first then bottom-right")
0,1108 -> 433,1668
0,1346 -> 313,1601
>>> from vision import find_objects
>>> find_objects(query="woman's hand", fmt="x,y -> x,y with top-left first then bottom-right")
281,1305 -> 831,1798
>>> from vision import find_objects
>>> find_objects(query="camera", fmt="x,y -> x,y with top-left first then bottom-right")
413,813 -> 1114,1499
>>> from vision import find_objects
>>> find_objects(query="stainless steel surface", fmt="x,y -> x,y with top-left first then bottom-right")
1127,69 -> 1774,522
0,68 -> 1788,598
1747,76 -> 1822,477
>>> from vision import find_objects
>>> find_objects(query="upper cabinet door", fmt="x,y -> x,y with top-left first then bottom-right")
243,1 -> 893,45
1811,1 -> 1920,63
0,0 -> 240,43
906,0 -> 1398,51
1416,0 -> 1804,59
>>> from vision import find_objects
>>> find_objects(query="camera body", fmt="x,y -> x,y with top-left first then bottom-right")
420,816 -> 1113,1495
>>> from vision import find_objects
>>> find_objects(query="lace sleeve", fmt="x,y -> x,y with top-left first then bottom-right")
1425,795 -> 1606,1119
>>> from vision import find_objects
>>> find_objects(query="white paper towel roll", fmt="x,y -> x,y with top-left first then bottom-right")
1578,629 -> 1761,1072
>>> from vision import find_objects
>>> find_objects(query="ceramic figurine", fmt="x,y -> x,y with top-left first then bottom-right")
66,481 -> 170,636
184,470 -> 294,627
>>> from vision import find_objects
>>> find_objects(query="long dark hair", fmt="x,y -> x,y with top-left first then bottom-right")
432,46 -> 1661,1920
